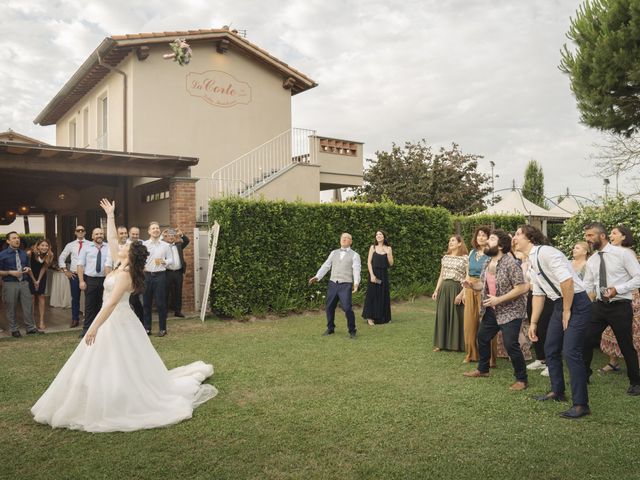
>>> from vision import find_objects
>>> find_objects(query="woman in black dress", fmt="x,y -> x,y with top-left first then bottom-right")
362,230 -> 394,325
28,239 -> 54,330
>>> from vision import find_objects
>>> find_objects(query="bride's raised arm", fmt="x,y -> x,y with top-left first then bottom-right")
100,198 -> 119,264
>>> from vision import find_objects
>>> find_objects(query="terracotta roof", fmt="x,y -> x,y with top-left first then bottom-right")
0,129 -> 48,145
34,28 -> 318,126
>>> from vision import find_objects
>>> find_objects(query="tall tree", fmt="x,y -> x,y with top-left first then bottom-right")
560,0 -> 640,136
522,160 -> 546,208
352,140 -> 491,213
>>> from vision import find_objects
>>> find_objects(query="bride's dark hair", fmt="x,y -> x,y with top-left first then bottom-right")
128,241 -> 149,294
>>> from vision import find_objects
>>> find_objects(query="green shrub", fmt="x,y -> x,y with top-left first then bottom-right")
208,199 -> 451,317
555,198 -> 640,256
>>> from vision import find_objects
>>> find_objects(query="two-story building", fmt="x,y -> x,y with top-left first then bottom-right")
1,27 -> 364,311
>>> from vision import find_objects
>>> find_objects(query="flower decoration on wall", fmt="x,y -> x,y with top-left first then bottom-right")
163,38 -> 193,66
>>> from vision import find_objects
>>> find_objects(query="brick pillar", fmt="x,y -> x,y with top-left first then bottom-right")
169,177 -> 198,313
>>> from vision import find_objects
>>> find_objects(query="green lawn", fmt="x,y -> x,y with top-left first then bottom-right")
1,298 -> 639,480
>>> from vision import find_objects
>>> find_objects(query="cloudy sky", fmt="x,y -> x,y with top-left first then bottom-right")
0,0 -> 626,202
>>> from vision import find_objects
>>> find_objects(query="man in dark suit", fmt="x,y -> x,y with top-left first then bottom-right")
164,228 -> 189,317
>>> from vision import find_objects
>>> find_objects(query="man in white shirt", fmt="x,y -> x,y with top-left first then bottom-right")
163,228 -> 189,318
582,222 -> 640,396
514,225 -> 592,419
58,225 -> 86,327
77,228 -> 111,338
309,233 -> 361,339
143,221 -> 173,337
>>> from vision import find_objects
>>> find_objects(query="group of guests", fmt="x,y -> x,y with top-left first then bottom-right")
0,222 -> 190,338
433,222 -> 640,418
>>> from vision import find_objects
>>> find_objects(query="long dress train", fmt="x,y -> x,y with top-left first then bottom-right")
31,274 -> 217,432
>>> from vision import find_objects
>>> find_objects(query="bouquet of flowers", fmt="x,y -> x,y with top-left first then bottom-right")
163,38 -> 192,66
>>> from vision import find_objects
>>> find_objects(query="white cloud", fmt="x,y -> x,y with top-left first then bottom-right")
0,0 -> 620,201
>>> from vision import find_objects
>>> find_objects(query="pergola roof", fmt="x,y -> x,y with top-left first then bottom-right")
34,28 -> 318,126
0,141 -> 198,178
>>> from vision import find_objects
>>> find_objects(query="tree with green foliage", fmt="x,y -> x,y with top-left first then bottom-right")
522,160 -> 546,208
555,197 -> 640,255
560,0 -> 640,136
353,140 -> 491,214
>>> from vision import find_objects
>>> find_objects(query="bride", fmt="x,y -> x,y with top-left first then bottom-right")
31,199 -> 217,432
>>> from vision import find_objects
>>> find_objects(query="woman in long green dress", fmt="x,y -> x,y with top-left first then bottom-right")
433,235 -> 468,352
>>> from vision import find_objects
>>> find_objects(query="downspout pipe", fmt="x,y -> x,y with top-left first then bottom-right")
97,52 -> 128,152
97,52 -> 129,226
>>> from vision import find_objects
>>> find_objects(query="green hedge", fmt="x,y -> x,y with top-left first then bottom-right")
208,199 -> 451,317
451,214 -> 526,248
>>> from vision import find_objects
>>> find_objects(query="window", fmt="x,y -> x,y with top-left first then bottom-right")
138,180 -> 171,204
97,94 -> 108,149
69,119 -> 77,147
82,107 -> 89,147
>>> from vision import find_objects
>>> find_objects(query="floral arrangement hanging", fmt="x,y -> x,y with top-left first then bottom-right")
163,38 -> 192,66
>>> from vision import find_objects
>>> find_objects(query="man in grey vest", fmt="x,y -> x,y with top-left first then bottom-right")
309,233 -> 361,339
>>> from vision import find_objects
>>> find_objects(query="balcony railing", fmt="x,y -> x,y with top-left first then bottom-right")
210,128 -> 317,198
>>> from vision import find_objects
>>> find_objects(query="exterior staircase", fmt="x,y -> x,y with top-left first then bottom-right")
210,128 -> 317,198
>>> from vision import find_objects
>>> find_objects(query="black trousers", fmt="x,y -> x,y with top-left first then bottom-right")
477,308 -> 528,382
82,275 -> 105,334
584,300 -> 640,385
326,281 -> 356,334
166,269 -> 184,314
531,296 -> 554,361
143,272 -> 167,332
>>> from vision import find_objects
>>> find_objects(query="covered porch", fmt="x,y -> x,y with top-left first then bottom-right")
0,141 -> 200,334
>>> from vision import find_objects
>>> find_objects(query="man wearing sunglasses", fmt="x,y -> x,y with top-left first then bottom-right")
58,225 -> 87,328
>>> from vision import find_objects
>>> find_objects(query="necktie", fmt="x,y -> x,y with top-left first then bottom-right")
78,240 -> 83,253
598,251 -> 607,301
96,246 -> 102,273
15,250 -> 23,281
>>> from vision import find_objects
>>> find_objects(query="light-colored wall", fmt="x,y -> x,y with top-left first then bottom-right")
128,43 -> 292,207
56,56 -> 133,150
254,164 -> 320,202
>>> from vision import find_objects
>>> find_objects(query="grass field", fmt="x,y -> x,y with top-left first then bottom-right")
1,297 -> 639,480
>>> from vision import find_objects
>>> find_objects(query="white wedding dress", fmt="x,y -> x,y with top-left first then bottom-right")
31,273 -> 217,432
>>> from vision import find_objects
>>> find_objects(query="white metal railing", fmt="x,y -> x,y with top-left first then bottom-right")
210,128 -> 317,198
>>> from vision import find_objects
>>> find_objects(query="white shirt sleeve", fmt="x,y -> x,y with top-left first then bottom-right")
545,247 -> 573,284
315,252 -> 333,281
615,248 -> 640,294
353,252 -> 361,285
58,243 -> 71,269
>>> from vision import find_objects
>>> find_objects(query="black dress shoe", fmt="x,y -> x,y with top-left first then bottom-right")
560,405 -> 591,419
174,312 -> 185,318
349,332 -> 357,339
27,329 -> 44,335
322,329 -> 334,336
11,331 -> 22,338
157,330 -> 167,337
146,330 -> 152,335
70,320 -> 79,328
627,384 -> 640,396
533,392 -> 567,402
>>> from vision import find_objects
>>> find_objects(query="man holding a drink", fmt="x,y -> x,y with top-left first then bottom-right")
143,221 -> 173,337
